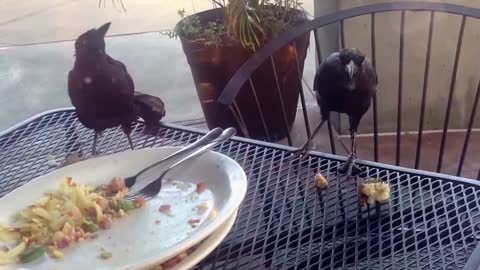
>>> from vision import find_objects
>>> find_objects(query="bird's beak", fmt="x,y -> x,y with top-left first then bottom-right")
346,61 -> 356,80
97,22 -> 111,37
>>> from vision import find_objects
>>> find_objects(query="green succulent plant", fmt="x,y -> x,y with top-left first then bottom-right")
226,0 -> 303,50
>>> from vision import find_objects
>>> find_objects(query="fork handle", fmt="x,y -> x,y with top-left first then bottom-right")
127,128 -> 236,200
134,127 -> 223,176
160,128 -> 236,179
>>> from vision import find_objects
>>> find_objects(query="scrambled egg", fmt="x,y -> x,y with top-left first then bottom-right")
0,177 -> 144,265
359,178 -> 390,206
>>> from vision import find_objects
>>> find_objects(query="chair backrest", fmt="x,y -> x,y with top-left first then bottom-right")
217,2 -> 480,179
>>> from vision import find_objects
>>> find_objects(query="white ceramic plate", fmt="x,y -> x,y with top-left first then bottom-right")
167,209 -> 237,270
0,147 -> 247,270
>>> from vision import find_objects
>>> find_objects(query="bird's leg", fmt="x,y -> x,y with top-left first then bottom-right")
125,132 -> 134,150
91,132 -> 100,156
338,117 -> 363,176
293,118 -> 327,158
122,125 -> 134,150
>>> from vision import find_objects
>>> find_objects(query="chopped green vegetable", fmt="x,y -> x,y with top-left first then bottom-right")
100,251 -> 112,260
19,246 -> 44,263
118,201 -> 135,212
82,221 -> 99,232
109,200 -> 119,211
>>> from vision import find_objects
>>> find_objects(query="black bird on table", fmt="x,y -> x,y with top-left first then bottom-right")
294,48 -> 378,177
68,22 -> 166,155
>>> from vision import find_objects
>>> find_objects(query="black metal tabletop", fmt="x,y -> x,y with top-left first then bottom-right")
1,108 -> 480,270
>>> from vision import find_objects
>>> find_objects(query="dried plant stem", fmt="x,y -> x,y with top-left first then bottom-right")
98,0 -> 126,12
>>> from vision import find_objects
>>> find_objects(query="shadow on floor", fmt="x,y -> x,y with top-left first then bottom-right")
339,131 -> 480,180
192,105 -> 480,180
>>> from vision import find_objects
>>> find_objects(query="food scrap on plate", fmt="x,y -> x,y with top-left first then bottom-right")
159,204 -> 173,217
0,177 -> 145,265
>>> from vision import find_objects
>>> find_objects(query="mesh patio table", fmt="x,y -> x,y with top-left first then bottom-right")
1,108 -> 480,270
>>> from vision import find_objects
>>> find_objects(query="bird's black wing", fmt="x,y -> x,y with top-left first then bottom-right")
313,52 -> 342,93
68,69 -> 102,129
313,52 -> 344,116
362,59 -> 378,90
106,54 -> 135,92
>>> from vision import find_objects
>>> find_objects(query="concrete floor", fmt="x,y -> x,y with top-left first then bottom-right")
0,31 -> 319,130
0,0 -> 315,45
0,33 -> 208,129
340,131 -> 480,179
0,0 -> 317,131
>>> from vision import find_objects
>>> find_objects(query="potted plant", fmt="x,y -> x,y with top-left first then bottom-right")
175,0 -> 311,142
100,0 -> 311,142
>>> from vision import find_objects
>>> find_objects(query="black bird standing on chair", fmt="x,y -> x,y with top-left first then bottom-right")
295,48 -> 378,177
68,22 -> 166,155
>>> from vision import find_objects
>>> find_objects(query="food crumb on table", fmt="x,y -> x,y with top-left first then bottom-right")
314,173 -> 328,189
359,178 -> 391,206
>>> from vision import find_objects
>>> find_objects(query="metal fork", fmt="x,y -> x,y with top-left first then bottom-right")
123,127 -> 223,188
123,127 -> 236,201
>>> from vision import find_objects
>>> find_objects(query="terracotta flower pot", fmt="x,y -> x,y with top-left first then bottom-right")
177,8 -> 310,142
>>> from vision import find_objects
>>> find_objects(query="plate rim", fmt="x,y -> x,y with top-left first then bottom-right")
150,209 -> 238,270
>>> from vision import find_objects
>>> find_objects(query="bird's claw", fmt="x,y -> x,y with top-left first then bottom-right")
91,149 -> 101,157
292,149 -> 307,159
338,154 -> 363,177
291,146 -> 310,163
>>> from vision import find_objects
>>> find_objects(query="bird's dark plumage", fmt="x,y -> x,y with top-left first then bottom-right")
314,48 -> 377,122
68,22 -> 165,155
296,48 -> 378,176
134,91 -> 166,134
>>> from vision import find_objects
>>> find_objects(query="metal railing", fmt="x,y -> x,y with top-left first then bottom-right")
217,2 -> 480,180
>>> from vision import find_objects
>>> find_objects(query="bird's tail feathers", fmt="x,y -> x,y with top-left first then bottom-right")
134,92 -> 166,136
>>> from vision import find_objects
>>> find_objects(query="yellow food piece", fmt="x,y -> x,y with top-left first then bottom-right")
359,180 -> 390,206
32,208 -> 51,220
314,173 -> 328,189
52,250 -> 64,259
209,209 -> 217,220
0,242 -> 26,265
0,251 -> 15,265
92,202 -> 104,222
0,225 -> 20,242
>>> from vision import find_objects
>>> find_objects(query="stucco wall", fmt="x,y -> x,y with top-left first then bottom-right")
326,0 -> 480,134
